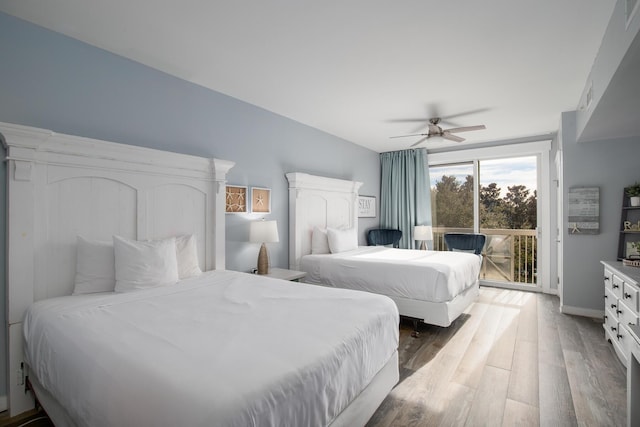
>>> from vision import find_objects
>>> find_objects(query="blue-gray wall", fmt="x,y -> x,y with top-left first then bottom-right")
560,111 -> 640,312
0,12 -> 380,401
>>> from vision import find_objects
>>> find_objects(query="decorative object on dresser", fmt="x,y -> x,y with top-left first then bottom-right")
250,220 -> 279,274
618,186 -> 640,261
251,187 -> 271,214
413,225 -> 433,250
226,185 -> 248,213
601,261 -> 640,367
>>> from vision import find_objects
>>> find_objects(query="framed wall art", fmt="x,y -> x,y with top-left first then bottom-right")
567,186 -> 599,234
358,195 -> 376,218
225,185 -> 248,213
251,187 -> 271,214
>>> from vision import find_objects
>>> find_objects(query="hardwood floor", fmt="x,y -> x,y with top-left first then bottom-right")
367,287 -> 627,427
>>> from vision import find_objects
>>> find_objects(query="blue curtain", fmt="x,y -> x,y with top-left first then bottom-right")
380,148 -> 432,249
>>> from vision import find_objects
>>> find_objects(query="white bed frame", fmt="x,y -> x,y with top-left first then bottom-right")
2,124 -> 397,425
286,172 -> 479,328
0,122 -> 234,417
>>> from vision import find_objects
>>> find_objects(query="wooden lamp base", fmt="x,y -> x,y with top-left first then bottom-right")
257,243 -> 269,274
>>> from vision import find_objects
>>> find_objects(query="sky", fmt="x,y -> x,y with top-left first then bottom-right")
429,156 -> 537,197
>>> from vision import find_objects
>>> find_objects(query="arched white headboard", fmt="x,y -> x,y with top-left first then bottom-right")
286,173 -> 362,270
1,122 -> 234,416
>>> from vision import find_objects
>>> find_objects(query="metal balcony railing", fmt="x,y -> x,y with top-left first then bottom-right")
433,227 -> 538,285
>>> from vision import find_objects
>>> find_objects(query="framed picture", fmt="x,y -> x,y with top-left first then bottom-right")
567,186 -> 599,234
225,185 -> 248,213
251,187 -> 271,214
358,195 -> 376,218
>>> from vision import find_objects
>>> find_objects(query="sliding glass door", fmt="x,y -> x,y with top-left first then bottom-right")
430,156 -> 539,288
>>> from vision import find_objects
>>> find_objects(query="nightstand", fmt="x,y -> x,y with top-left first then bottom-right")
264,268 -> 306,282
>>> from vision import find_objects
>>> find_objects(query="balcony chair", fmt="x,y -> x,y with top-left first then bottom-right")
443,233 -> 486,255
367,229 -> 402,248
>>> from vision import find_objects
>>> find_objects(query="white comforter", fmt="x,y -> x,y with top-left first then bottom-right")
23,270 -> 399,427
301,246 -> 482,303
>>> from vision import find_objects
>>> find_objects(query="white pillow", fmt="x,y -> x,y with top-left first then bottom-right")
73,236 -> 116,295
113,235 -> 179,292
327,227 -> 358,253
311,227 -> 331,254
176,234 -> 202,279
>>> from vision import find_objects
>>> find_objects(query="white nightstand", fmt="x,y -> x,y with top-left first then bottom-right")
263,268 -> 307,282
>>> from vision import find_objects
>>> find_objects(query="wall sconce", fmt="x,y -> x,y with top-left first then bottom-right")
249,220 -> 279,274
413,225 -> 433,250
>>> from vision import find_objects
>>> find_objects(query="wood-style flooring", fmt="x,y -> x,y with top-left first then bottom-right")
366,286 -> 627,427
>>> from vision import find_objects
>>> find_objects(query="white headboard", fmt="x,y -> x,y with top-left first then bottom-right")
1,122 -> 234,416
286,173 -> 362,270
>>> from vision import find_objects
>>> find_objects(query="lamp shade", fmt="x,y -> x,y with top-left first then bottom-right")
414,225 -> 433,241
250,220 -> 279,243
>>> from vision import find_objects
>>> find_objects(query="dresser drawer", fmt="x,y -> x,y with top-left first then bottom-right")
604,307 -> 619,333
604,268 -> 613,290
612,274 -> 624,300
605,325 -> 628,366
619,301 -> 639,328
606,291 -> 620,320
623,282 -> 639,312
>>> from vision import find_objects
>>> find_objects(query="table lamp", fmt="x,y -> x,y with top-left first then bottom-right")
414,225 -> 433,250
250,220 -> 279,274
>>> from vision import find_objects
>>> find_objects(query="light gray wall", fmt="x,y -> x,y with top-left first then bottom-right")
559,111 -> 640,312
0,12 -> 380,400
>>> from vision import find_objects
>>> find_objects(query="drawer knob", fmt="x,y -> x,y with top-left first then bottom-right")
617,334 -> 623,339
624,292 -> 632,299
611,326 -> 617,332
613,284 -> 619,289
617,309 -> 623,315
611,304 -> 617,309
608,338 -> 612,344
605,277 -> 610,281
604,295 -> 608,299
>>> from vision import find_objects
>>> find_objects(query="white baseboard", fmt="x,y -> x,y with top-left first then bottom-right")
0,394 -> 7,412
560,304 -> 604,319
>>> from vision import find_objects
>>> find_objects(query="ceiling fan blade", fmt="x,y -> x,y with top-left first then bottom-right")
389,133 -> 429,139
442,133 -> 465,143
445,125 -> 486,133
439,108 -> 491,125
410,137 -> 429,147
387,118 -> 434,123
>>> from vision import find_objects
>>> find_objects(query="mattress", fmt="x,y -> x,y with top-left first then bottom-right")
301,246 -> 482,303
23,270 -> 399,427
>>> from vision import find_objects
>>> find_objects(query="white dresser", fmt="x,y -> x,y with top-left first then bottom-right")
602,261 -> 640,367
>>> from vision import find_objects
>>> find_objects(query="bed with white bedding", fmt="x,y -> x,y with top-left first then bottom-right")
23,270 -> 399,427
2,122 -> 400,425
302,246 -> 481,303
287,172 -> 481,327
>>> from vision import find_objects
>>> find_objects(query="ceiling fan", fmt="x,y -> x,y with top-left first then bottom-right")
390,118 -> 486,147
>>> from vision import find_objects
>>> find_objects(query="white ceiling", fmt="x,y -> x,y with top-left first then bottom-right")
0,0 -> 617,152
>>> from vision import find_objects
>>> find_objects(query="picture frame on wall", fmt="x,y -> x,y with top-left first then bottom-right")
358,195 -> 376,218
225,185 -> 248,213
251,187 -> 271,214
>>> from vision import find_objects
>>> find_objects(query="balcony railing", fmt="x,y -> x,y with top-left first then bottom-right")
432,227 -> 538,285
